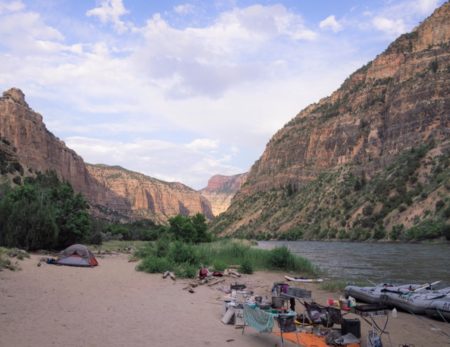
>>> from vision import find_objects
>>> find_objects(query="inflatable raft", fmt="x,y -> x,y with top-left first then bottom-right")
345,282 -> 450,321
344,284 -> 422,304
425,295 -> 450,321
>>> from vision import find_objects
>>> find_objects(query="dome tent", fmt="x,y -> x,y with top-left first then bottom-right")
56,244 -> 98,267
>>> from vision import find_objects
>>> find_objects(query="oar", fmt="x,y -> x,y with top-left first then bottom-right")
413,280 -> 441,292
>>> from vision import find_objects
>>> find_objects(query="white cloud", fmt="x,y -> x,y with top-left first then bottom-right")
174,3 -> 194,15
0,0 -> 24,14
367,0 -> 442,37
414,0 -> 440,14
65,137 -> 240,188
372,16 -> 407,37
86,0 -> 129,33
319,15 -> 343,32
133,5 -> 317,99
186,138 -> 219,151
0,11 -> 64,53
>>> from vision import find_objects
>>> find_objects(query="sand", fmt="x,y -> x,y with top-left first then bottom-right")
1,254 -> 449,347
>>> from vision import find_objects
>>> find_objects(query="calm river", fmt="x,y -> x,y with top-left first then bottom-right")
257,241 -> 450,285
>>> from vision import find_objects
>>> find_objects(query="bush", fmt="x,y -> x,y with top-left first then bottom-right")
362,204 -> 373,216
155,234 -> 172,257
212,260 -> 227,272
372,226 -> 386,240
337,229 -> 347,240
136,255 -> 173,273
390,224 -> 404,240
239,258 -> 254,274
268,247 -> 295,269
405,220 -> 447,240
134,242 -> 155,258
174,263 -> 198,278
167,241 -> 199,265
435,200 -> 445,211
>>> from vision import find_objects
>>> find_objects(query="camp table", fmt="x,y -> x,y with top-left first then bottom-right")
350,304 -> 391,346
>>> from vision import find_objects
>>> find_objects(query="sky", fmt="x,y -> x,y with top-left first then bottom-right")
0,0 -> 445,189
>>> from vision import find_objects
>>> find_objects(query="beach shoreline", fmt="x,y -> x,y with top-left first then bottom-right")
0,254 -> 449,347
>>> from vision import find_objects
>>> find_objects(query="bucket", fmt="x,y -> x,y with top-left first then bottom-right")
272,296 -> 285,308
277,315 -> 296,332
341,318 -> 361,338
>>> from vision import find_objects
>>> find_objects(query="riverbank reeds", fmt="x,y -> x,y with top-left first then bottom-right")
135,239 -> 319,278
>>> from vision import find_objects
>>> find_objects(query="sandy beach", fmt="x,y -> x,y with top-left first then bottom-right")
1,254 -> 449,347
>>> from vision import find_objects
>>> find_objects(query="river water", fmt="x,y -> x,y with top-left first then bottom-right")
257,241 -> 450,285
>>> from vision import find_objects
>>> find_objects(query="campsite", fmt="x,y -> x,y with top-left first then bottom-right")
1,249 -> 449,347
0,2 -> 449,346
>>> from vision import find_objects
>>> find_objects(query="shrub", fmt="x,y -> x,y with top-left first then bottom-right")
337,229 -> 347,240
435,200 -> 445,211
372,226 -> 386,240
444,207 -> 450,218
405,220 -> 447,240
174,263 -> 198,278
167,241 -> 199,265
239,258 -> 254,274
136,255 -> 173,273
390,224 -> 404,240
268,247 -> 295,269
362,204 -> 373,216
212,260 -> 227,272
155,234 -> 172,257
134,242 -> 155,258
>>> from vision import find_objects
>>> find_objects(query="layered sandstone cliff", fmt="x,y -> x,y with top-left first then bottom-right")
0,88 -> 123,212
200,173 -> 247,216
0,89 -> 212,222
87,164 -> 213,223
212,3 -> 450,239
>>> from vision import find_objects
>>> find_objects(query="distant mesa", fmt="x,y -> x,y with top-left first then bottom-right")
200,173 -> 247,216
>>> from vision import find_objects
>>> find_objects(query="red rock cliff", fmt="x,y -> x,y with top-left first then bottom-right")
200,173 -> 247,216
212,3 -> 450,237
0,89 -> 213,222
239,3 -> 450,198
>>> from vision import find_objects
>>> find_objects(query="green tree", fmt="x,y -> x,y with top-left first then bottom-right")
0,172 -> 90,250
167,213 -> 212,243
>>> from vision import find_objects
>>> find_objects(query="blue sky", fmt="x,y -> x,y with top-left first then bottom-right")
0,0 -> 445,189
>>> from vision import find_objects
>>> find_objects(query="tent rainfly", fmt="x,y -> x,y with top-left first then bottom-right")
56,244 -> 98,267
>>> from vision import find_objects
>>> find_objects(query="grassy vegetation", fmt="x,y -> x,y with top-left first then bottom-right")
135,239 -> 319,278
90,240 -> 148,253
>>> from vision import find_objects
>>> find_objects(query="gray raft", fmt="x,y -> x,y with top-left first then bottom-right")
345,283 -> 450,321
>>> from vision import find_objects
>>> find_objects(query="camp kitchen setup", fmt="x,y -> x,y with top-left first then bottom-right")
220,279 -> 429,347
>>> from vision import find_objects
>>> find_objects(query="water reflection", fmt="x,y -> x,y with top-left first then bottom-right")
257,241 -> 450,285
